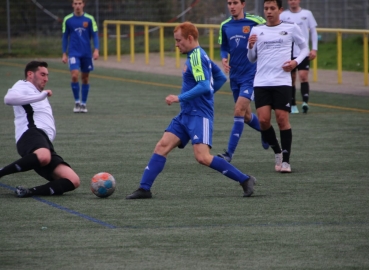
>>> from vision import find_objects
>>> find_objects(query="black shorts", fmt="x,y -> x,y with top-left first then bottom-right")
254,86 -> 292,112
16,128 -> 70,181
292,57 -> 310,72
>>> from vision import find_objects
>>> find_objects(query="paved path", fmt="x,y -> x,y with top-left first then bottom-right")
93,54 -> 369,96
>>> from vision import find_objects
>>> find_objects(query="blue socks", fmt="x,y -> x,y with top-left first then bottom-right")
209,156 -> 249,183
245,113 -> 261,131
139,153 -> 166,190
81,84 -> 90,104
71,82 -> 80,102
227,116 -> 244,156
71,83 -> 90,104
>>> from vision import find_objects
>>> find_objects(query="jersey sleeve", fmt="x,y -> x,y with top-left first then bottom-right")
4,87 -> 48,106
218,24 -> 229,59
62,17 -> 70,53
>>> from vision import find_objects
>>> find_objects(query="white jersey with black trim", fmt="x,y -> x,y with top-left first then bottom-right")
280,8 -> 318,57
247,22 -> 307,87
4,80 -> 56,143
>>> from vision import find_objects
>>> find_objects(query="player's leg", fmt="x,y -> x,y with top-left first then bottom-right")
290,68 -> 299,113
299,73 -> 310,113
16,158 -> 80,198
217,82 -> 243,162
255,87 -> 283,171
190,117 -> 255,197
0,129 -> 52,178
79,57 -> 94,113
298,57 -> 310,113
126,116 -> 184,199
68,57 -> 81,112
274,86 -> 293,173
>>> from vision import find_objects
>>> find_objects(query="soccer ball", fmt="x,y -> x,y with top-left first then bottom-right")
91,172 -> 116,198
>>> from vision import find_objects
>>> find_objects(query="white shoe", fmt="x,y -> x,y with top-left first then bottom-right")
80,104 -> 88,113
291,105 -> 299,114
280,162 -> 291,173
73,103 -> 81,113
275,153 -> 283,172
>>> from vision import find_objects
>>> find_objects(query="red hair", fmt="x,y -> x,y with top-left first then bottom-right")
174,22 -> 199,40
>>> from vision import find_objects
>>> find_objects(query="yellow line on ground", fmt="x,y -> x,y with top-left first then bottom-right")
1,61 -> 368,113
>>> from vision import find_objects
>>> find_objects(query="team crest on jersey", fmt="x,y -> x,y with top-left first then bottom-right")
279,31 -> 288,35
242,26 -> 250,34
83,22 -> 89,28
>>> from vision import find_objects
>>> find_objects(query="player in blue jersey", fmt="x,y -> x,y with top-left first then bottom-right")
217,0 -> 269,163
62,0 -> 99,113
126,22 -> 256,199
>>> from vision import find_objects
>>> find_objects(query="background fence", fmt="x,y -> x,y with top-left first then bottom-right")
0,0 -> 368,56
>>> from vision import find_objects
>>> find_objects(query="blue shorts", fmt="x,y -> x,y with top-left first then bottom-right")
230,80 -> 255,103
165,114 -> 213,149
68,56 -> 94,73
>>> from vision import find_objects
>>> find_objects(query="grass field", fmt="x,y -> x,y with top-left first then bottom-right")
0,59 -> 369,270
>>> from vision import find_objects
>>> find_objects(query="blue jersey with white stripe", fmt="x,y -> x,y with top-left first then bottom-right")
180,47 -> 215,120
218,13 -> 265,81
62,13 -> 99,58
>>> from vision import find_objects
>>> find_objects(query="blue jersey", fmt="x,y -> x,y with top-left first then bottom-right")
218,13 -> 265,81
180,47 -> 215,120
62,13 -> 99,58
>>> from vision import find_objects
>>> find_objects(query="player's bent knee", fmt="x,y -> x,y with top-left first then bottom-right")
34,149 -> 52,166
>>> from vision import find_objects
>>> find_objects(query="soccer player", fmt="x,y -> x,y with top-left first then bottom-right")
126,22 -> 256,199
280,0 -> 318,113
247,0 -> 309,173
62,0 -> 99,113
217,0 -> 269,163
1,61 -> 80,197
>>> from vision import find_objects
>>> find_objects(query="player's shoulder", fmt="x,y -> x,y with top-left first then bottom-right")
220,16 -> 232,27
63,13 -> 74,22
83,12 -> 96,21
281,20 -> 295,25
245,13 -> 266,24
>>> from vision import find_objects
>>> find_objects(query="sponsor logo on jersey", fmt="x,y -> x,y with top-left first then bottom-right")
74,27 -> 86,36
235,37 -> 240,47
279,31 -> 288,35
243,26 -> 250,34
83,21 -> 89,28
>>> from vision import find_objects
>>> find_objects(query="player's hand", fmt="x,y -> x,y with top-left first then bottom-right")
222,58 -> 230,73
282,60 -> 297,72
309,50 -> 317,60
62,54 -> 68,64
165,95 -> 179,105
43,90 -> 53,97
93,49 -> 99,60
248,34 -> 257,49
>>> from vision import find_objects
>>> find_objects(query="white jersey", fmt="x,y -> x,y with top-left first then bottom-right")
280,8 -> 318,57
247,21 -> 308,87
4,80 -> 56,143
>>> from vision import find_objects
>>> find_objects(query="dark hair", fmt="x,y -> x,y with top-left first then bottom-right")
24,61 -> 48,78
264,0 -> 282,9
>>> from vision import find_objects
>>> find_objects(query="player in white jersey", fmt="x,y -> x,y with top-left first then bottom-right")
280,0 -> 318,113
1,61 -> 80,197
247,0 -> 309,173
